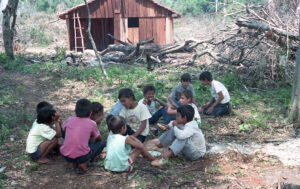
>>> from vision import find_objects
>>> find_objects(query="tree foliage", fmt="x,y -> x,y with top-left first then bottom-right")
27,0 -> 83,13
158,0 -> 268,15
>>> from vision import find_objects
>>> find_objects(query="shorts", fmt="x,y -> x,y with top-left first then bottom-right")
29,145 -> 41,160
127,158 -> 133,172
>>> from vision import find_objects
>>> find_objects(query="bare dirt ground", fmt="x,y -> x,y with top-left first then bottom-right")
0,64 -> 300,189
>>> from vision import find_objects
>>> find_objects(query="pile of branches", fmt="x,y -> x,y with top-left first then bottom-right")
189,0 -> 299,87
97,34 -> 212,70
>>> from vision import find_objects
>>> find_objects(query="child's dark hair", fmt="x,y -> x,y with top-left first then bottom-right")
91,102 -> 103,116
199,71 -> 213,81
181,73 -> 191,82
143,84 -> 156,94
75,98 -> 92,118
181,90 -> 193,101
118,88 -> 135,100
177,105 -> 194,122
37,107 -> 56,124
107,116 -> 126,134
36,101 -> 53,114
106,114 -> 113,126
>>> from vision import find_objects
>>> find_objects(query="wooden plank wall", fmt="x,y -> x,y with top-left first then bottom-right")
139,18 -> 166,45
120,18 -> 128,42
73,0 -> 115,19
128,28 -> 139,44
165,17 -> 173,44
70,18 -> 114,51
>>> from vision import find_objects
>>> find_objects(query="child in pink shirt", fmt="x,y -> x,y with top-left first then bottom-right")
60,99 -> 105,173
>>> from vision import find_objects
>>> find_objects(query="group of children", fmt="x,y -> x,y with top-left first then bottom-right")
26,71 -> 230,173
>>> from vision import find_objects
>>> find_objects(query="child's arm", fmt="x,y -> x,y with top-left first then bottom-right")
166,104 -> 177,115
53,119 -> 62,138
132,120 -> 146,137
89,134 -> 101,143
168,96 -> 178,108
153,97 -> 167,107
206,91 -> 224,114
201,98 -> 214,109
125,136 -> 155,161
173,125 -> 194,140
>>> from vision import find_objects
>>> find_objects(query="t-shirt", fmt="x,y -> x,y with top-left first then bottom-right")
173,120 -> 206,155
60,116 -> 100,159
120,103 -> 151,136
110,100 -> 124,116
26,123 -> 56,153
210,80 -> 230,104
138,98 -> 159,115
104,134 -> 131,172
189,103 -> 201,123
169,83 -> 196,101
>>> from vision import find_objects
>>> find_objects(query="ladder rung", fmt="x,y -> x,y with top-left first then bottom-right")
75,27 -> 84,29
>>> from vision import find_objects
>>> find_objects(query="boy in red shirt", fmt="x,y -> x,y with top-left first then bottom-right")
60,99 -> 105,173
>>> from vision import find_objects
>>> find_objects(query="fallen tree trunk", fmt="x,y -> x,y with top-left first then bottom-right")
236,18 -> 298,41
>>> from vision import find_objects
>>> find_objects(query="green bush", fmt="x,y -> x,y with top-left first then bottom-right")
29,28 -> 53,46
0,53 -> 24,71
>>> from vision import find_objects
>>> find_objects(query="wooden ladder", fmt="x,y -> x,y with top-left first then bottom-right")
73,12 -> 85,52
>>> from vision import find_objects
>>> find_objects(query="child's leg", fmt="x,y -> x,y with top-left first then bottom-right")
130,148 -> 155,162
158,127 -> 176,147
78,161 -> 89,173
89,140 -> 106,162
151,138 -> 188,167
38,137 -> 58,164
210,103 -> 229,117
149,108 -> 165,125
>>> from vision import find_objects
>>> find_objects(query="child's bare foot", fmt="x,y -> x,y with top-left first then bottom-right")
37,158 -> 53,165
100,151 -> 106,159
70,163 -> 77,169
151,159 -> 165,167
157,123 -> 168,131
78,162 -> 88,173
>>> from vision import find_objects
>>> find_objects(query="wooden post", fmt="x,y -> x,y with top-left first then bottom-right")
113,0 -> 121,44
65,15 -> 71,50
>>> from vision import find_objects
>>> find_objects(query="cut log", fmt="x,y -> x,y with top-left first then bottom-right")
236,18 -> 298,41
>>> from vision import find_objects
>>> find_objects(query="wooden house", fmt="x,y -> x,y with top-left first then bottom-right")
58,0 -> 181,51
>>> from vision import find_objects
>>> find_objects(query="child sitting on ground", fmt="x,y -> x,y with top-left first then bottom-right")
199,71 -> 231,117
26,106 -> 62,164
91,102 -> 104,126
60,99 -> 105,173
139,84 -> 167,124
166,90 -> 201,123
32,101 -> 61,128
168,73 -> 197,108
104,116 -> 156,172
119,88 -> 152,143
150,74 -> 198,126
145,105 -> 206,167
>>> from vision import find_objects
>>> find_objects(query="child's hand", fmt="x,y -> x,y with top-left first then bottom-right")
172,121 -> 178,126
153,97 -> 158,102
201,104 -> 209,109
206,106 -> 214,114
53,113 -> 60,121
143,99 -> 148,105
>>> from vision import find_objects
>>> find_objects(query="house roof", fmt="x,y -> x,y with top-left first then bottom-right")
58,0 -> 181,19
